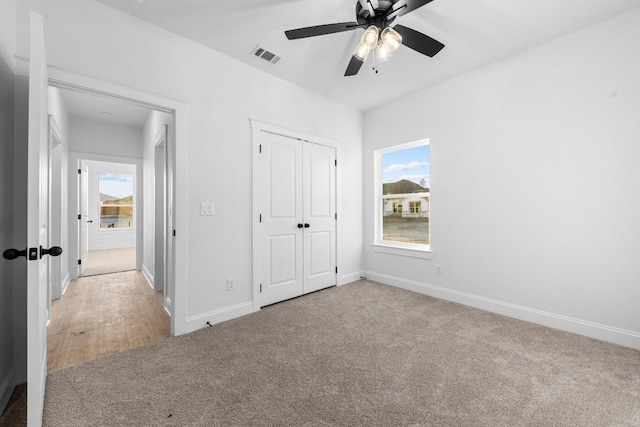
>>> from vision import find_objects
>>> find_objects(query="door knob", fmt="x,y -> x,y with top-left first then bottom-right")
297,223 -> 303,228
3,247 -> 40,261
304,223 -> 310,228
3,248 -> 27,260
40,246 -> 63,259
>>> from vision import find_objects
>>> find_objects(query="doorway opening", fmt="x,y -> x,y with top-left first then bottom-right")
80,161 -> 137,277
46,83 -> 175,370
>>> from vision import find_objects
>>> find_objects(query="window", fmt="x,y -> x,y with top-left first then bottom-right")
375,139 -> 430,255
99,173 -> 134,229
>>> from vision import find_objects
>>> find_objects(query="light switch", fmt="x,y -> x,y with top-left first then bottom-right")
200,202 -> 215,216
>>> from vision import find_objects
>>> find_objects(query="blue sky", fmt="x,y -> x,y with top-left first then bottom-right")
99,173 -> 134,198
382,145 -> 430,187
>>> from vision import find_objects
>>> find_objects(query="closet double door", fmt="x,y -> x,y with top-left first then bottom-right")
258,131 -> 336,307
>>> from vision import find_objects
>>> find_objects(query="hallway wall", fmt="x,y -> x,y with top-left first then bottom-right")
16,0 -> 364,333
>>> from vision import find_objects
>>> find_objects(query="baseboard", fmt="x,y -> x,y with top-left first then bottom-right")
185,301 -> 253,334
0,367 -> 15,418
364,270 -> 640,350
338,270 -> 365,286
61,273 -> 70,296
141,264 -> 154,290
90,243 -> 136,250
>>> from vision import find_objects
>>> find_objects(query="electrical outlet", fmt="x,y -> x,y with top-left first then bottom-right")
200,202 -> 215,216
435,265 -> 444,276
226,278 -> 235,291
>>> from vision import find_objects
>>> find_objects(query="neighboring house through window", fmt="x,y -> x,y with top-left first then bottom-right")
374,139 -> 430,256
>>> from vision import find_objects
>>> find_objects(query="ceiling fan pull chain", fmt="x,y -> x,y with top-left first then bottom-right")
372,49 -> 379,74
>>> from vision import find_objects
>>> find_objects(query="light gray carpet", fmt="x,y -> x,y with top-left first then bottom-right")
83,247 -> 136,277
38,280 -> 640,426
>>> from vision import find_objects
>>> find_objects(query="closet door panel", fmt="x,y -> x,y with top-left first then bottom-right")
260,133 -> 303,306
303,143 -> 336,293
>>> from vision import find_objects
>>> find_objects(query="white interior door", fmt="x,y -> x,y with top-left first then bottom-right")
303,143 -> 336,293
27,12 -> 50,426
260,132 -> 304,306
257,130 -> 336,307
78,162 -> 89,276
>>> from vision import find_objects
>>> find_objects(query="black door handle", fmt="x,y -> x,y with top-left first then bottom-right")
304,223 -> 310,228
3,247 -> 46,261
86,220 -> 93,223
297,223 -> 303,228
40,246 -> 63,259
3,248 -> 27,260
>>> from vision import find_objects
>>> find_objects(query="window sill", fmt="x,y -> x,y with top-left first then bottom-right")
371,243 -> 432,259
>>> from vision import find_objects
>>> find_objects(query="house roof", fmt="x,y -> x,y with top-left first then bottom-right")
383,179 -> 429,195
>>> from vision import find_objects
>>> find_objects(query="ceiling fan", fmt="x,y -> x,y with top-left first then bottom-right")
284,0 -> 444,76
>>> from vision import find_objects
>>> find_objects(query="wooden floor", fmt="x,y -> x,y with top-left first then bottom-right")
47,270 -> 170,372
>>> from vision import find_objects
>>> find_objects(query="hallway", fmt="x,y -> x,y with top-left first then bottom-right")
47,271 -> 169,372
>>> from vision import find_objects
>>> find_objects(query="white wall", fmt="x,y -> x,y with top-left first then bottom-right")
363,8 -> 640,349
69,116 -> 143,159
84,160 -> 137,250
17,0 -> 364,332
0,0 -> 17,409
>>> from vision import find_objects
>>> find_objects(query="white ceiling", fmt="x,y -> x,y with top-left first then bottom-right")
59,87 -> 152,128
95,0 -> 640,112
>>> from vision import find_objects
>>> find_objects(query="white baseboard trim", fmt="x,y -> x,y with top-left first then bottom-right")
0,367 -> 15,417
141,264 -> 154,290
364,270 -> 640,350
185,301 -> 254,334
61,273 -> 70,296
338,270 -> 365,286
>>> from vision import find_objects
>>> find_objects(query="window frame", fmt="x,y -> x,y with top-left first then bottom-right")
97,171 -> 136,231
373,139 -> 432,259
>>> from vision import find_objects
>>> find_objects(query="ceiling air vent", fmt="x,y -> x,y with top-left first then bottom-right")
251,45 -> 282,65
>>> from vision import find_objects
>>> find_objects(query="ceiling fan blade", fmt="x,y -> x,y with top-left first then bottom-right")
358,0 -> 375,16
387,0 -> 434,19
344,55 -> 364,76
394,24 -> 444,57
285,22 -> 361,40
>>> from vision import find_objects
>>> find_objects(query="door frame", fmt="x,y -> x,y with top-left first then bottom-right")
46,66 -> 190,336
153,126 -> 168,305
69,155 -> 142,278
250,119 -> 339,312
47,115 -> 64,308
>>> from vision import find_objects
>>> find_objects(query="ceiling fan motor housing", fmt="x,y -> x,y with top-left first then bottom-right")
356,1 -> 396,29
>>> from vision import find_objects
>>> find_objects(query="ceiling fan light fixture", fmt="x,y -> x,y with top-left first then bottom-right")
376,26 -> 402,63
361,26 -> 379,48
354,43 -> 373,62
353,25 -> 379,61
380,27 -> 402,51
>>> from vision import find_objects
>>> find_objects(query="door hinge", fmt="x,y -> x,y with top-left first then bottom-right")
259,144 -> 262,153
335,159 -> 337,166
335,213 -> 337,220
77,168 -> 81,174
77,259 -> 82,265
335,267 -> 338,274
259,214 -> 262,223
77,214 -> 81,220
173,230 -> 176,237
260,283 -> 262,293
